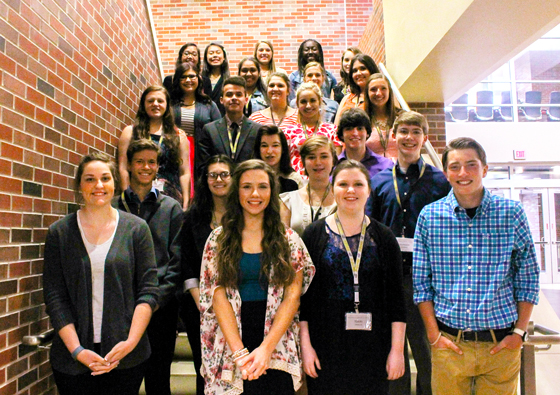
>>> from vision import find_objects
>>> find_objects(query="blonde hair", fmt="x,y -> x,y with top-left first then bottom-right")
254,40 -> 277,72
296,82 -> 324,123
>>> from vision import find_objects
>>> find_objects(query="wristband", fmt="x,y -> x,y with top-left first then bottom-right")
71,345 -> 85,360
430,332 -> 442,346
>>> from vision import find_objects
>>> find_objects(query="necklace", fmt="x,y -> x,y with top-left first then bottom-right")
373,119 -> 390,153
211,211 -> 219,229
307,183 -> 331,222
302,121 -> 321,139
181,99 -> 195,107
271,106 -> 288,127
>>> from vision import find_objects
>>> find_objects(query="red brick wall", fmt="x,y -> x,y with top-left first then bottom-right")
358,0 -> 385,65
0,0 -> 161,393
409,102 -> 447,154
150,0 -> 374,81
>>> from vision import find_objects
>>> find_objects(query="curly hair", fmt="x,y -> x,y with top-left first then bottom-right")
216,160 -> 294,289
132,85 -> 181,169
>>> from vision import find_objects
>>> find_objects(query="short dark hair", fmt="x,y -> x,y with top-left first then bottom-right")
222,76 -> 247,96
126,139 -> 161,164
337,108 -> 372,141
74,151 -> 120,200
442,137 -> 487,170
392,111 -> 429,136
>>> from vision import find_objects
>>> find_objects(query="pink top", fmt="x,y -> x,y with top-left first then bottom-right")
283,123 -> 342,177
366,122 -> 398,161
249,109 -> 300,130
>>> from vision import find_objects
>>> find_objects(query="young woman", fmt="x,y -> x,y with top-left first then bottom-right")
253,125 -> 302,192
170,62 -> 221,194
163,43 -> 212,96
300,160 -> 406,394
238,57 -> 268,117
253,40 -> 286,84
118,85 -> 191,209
333,47 -> 362,103
334,54 -> 380,125
290,62 -> 339,124
280,136 -> 337,236
364,73 -> 403,159
180,155 -> 235,395
283,82 -> 342,177
200,160 -> 315,395
44,152 -> 158,395
202,42 -> 230,115
289,39 -> 337,100
249,72 -> 299,129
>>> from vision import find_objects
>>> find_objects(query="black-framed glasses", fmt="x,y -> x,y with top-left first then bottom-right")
207,171 -> 231,180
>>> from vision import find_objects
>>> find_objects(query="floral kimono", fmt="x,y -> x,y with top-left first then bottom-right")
200,228 -> 315,395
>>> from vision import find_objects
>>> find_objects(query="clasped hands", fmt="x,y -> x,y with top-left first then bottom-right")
76,340 -> 135,376
235,346 -> 271,381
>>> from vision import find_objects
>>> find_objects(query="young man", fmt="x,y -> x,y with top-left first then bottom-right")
197,76 -> 261,177
414,137 -> 540,394
337,108 -> 393,179
368,111 -> 450,395
113,139 -> 183,395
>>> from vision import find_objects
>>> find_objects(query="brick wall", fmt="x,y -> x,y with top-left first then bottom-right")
150,0 -> 374,81
0,0 -> 161,393
409,102 -> 447,154
358,0 -> 385,65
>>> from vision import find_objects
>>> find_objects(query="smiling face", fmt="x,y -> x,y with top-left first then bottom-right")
221,84 -> 247,117
128,149 -> 158,188
393,123 -> 427,161
342,126 -> 368,151
80,161 -> 115,207
239,60 -> 259,89
256,42 -> 272,66
207,45 -> 224,68
179,70 -> 198,95
297,89 -> 321,122
238,169 -> 271,218
333,168 -> 370,213
304,146 -> 334,181
444,148 -> 488,205
352,61 -> 371,90
144,91 -> 167,120
304,65 -> 325,87
367,78 -> 389,109
260,134 -> 282,169
302,41 -> 320,64
207,162 -> 232,198
267,76 -> 289,103
181,45 -> 199,65
342,50 -> 356,75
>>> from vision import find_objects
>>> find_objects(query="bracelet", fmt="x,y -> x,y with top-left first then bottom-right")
71,345 -> 85,360
232,347 -> 249,361
430,332 -> 442,346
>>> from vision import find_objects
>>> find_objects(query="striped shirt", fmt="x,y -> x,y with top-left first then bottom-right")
249,109 -> 299,130
413,188 -> 539,331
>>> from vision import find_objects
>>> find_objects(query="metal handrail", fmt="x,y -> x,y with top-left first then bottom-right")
22,329 -> 55,350
378,63 -> 443,170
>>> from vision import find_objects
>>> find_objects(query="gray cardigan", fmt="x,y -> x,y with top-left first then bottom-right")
43,211 -> 159,375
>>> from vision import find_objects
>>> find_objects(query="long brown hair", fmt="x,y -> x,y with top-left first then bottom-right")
216,160 -> 294,288
364,73 -> 400,129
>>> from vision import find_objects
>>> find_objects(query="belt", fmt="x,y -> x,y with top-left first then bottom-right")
437,320 -> 513,342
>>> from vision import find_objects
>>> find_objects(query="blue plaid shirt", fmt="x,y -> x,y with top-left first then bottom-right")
413,188 -> 539,331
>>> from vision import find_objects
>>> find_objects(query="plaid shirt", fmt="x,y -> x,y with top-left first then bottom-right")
413,188 -> 540,331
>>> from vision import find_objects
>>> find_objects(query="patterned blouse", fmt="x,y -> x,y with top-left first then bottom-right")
200,227 -> 315,395
283,122 -> 342,177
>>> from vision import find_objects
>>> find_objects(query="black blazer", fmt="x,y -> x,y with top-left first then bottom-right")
197,116 -> 261,177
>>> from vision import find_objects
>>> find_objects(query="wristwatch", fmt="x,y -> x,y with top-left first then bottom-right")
511,327 -> 528,341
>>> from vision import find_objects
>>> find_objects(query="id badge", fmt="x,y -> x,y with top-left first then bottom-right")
396,237 -> 414,253
153,178 -> 165,191
345,312 -> 372,331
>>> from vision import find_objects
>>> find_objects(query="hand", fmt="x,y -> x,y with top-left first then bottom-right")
238,346 -> 271,381
104,340 -> 135,364
490,334 -> 523,355
431,333 -> 463,355
76,349 -> 119,376
301,343 -> 321,378
386,348 -> 405,380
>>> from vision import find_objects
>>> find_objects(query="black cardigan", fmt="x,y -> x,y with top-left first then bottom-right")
43,212 -> 159,375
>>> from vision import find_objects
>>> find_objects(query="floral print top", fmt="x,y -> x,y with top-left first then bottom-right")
200,227 -> 315,395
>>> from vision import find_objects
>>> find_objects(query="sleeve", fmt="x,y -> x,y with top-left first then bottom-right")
367,182 -> 382,221
209,101 -> 222,122
379,224 -> 406,323
511,203 -> 540,304
199,229 -> 222,316
180,210 -> 202,292
287,229 -> 315,294
134,221 -> 159,310
197,124 -> 215,178
43,226 -> 75,331
279,191 -> 292,209
158,200 -> 184,307
412,209 -> 435,304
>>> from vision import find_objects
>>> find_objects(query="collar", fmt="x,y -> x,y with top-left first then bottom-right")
395,157 -> 424,176
124,186 -> 158,204
226,114 -> 244,128
447,187 -> 492,214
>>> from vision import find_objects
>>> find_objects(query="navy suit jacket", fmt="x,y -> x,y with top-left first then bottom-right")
197,116 -> 261,177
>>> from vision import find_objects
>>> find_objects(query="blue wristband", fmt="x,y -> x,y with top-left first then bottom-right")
71,345 -> 85,360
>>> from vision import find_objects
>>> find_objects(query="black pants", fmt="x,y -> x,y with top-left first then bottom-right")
53,360 -> 147,395
180,292 -> 204,395
144,298 -> 179,395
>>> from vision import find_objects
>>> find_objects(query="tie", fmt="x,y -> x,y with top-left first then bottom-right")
231,122 -> 239,143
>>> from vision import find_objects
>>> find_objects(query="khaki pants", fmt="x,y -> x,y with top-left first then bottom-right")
432,331 -> 520,395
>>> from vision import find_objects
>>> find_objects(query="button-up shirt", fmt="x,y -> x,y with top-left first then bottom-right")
339,147 -> 394,181
413,188 -> 540,331
367,159 -> 450,267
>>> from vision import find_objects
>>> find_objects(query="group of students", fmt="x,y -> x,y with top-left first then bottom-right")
42,37 -> 540,395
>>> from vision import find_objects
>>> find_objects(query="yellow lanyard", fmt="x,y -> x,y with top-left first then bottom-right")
121,192 -> 132,213
334,214 -> 368,311
302,121 -> 321,139
392,160 -> 426,208
228,123 -> 241,159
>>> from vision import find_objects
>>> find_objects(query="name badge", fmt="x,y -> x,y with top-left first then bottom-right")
153,179 -> 165,191
396,237 -> 414,253
345,312 -> 372,331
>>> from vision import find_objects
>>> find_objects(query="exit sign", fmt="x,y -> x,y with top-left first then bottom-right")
513,150 -> 526,160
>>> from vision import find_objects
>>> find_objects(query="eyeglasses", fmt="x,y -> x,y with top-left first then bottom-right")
207,171 -> 231,180
180,74 -> 198,80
